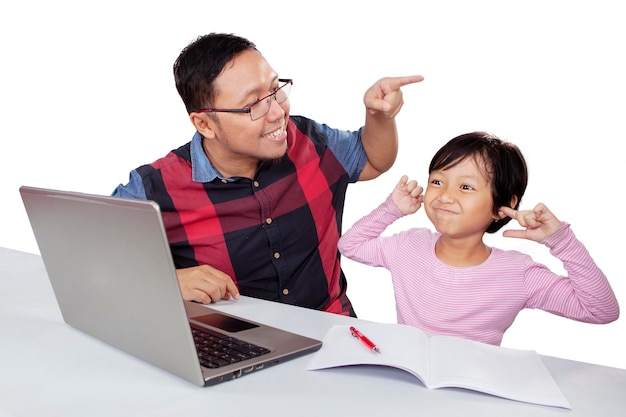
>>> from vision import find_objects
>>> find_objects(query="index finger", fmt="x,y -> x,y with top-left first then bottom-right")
499,206 -> 516,218
225,279 -> 240,300
383,75 -> 425,90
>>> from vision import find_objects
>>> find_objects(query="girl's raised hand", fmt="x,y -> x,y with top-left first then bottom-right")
499,203 -> 563,242
392,175 -> 424,215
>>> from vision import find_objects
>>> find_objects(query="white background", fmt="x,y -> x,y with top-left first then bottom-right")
2,1 -> 624,369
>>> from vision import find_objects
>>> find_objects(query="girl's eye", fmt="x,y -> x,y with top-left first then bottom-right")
431,179 -> 442,186
461,184 -> 474,190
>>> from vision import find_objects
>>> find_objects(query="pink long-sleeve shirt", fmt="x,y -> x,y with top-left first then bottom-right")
338,196 -> 619,345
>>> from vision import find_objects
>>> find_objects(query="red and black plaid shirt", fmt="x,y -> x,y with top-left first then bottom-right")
131,116 -> 365,316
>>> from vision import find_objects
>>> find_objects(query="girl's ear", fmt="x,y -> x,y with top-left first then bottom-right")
496,196 -> 519,220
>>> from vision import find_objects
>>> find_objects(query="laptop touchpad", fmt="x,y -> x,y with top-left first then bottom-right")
191,313 -> 259,332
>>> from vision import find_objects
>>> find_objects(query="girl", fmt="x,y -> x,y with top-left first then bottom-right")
338,132 -> 619,345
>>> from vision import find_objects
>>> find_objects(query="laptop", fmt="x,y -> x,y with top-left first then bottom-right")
19,185 -> 322,387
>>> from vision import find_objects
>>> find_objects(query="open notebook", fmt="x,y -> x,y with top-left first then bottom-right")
20,186 -> 322,386
307,323 -> 570,408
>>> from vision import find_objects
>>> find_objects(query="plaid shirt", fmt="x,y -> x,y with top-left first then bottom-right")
113,116 -> 367,316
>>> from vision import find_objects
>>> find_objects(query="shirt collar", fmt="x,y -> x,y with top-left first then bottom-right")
190,131 -> 227,183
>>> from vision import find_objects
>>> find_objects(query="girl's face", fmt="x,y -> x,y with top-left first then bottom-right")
424,155 -> 498,240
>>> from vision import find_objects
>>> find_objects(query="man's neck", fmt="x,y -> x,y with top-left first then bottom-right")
202,141 -> 258,179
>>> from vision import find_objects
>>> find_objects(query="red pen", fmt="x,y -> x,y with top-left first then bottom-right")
350,326 -> 380,353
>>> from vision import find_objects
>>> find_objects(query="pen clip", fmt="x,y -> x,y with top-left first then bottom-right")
349,326 -> 380,353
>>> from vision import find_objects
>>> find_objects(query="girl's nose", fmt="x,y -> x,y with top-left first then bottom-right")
437,189 -> 454,204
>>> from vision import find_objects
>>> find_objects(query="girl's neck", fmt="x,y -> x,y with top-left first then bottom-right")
434,236 -> 491,267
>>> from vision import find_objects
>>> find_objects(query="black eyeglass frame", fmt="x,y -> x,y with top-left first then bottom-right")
196,78 -> 293,121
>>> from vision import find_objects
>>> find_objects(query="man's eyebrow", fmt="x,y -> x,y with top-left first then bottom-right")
237,75 -> 279,102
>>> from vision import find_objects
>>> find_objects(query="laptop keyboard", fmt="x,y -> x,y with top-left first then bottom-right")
191,325 -> 271,369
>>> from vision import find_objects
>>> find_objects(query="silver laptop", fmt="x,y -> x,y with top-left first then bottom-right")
19,185 -> 322,387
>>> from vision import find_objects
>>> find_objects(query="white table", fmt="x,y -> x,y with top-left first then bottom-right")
1,247 -> 625,417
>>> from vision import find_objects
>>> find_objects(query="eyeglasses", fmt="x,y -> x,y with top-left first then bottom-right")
197,79 -> 292,121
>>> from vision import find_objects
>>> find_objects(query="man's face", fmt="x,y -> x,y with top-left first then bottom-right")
197,49 -> 291,172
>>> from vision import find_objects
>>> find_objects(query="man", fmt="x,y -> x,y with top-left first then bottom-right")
113,33 -> 423,316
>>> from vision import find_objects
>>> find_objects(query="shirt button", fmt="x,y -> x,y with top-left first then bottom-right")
265,218 -> 272,225
273,252 -> 280,259
282,288 -> 289,295
253,181 -> 260,188
221,179 -> 228,184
